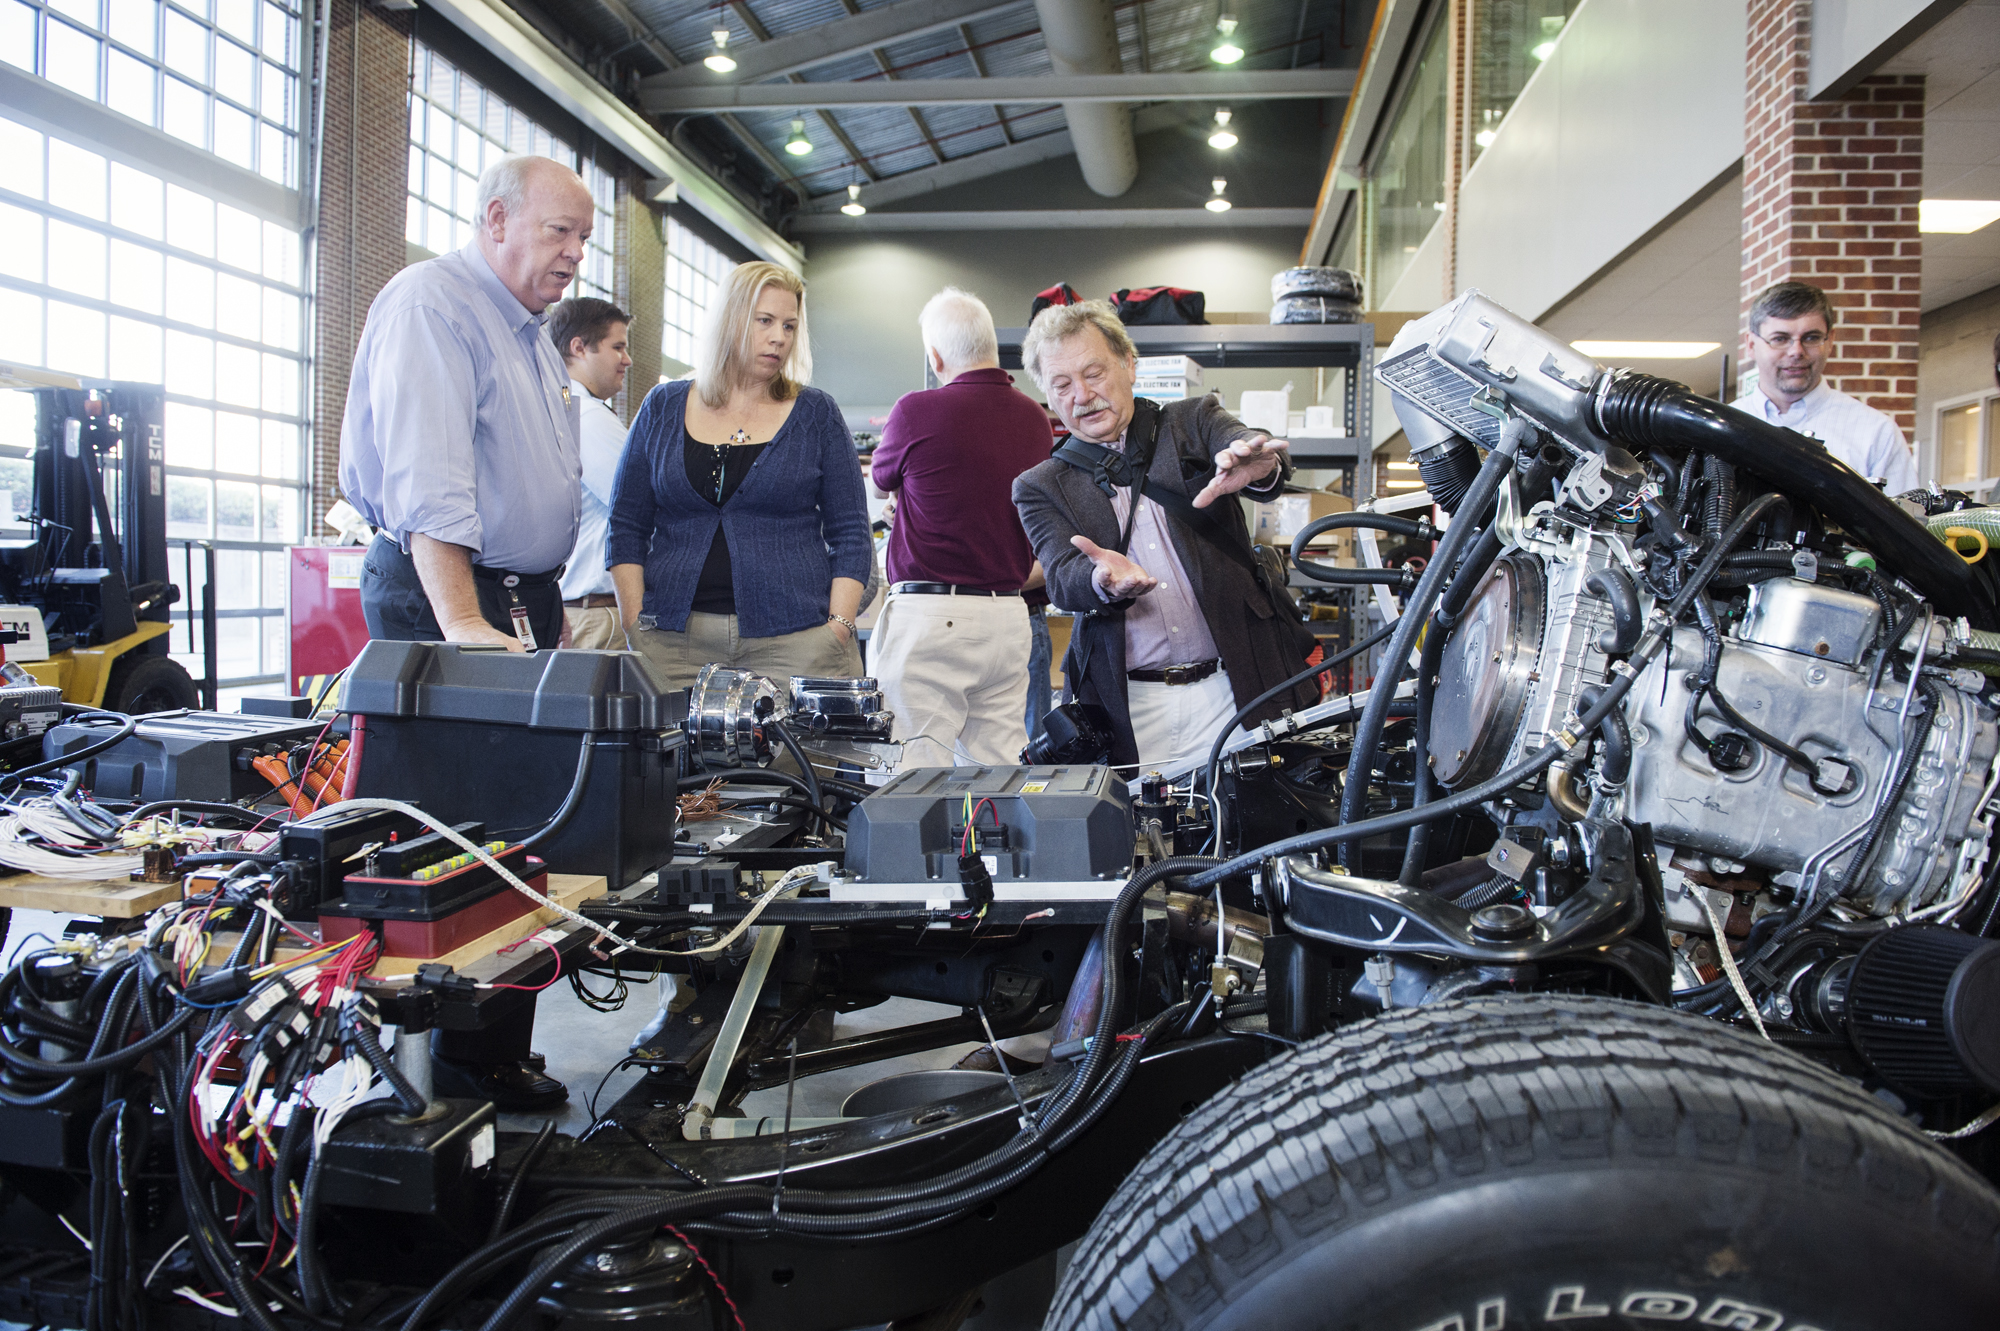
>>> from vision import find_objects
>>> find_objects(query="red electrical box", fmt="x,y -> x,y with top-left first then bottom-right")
289,546 -> 371,697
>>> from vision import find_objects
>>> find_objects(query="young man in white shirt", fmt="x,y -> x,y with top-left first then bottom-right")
1731,280 -> 1919,494
548,297 -> 633,648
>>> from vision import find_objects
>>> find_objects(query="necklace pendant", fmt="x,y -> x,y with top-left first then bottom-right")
728,427 -> 752,446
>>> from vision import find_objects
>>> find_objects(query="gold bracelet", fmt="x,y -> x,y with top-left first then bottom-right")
827,613 -> 857,635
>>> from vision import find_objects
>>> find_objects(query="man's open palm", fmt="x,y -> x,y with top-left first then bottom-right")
1072,535 -> 1159,599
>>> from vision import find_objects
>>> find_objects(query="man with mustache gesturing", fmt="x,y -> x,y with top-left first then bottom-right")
1011,302 -> 1319,771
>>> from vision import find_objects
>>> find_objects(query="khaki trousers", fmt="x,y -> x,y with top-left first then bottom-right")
628,611 -> 862,694
563,604 -> 623,650
872,592 -> 1030,769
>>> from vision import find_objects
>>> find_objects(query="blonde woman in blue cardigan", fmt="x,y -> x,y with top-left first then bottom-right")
608,262 -> 870,690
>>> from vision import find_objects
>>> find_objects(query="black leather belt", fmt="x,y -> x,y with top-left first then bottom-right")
1128,660 -> 1221,686
890,582 -> 1020,597
473,562 -> 564,587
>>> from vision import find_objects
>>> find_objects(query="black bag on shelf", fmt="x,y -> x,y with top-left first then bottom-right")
1030,282 -> 1081,320
1110,286 -> 1207,325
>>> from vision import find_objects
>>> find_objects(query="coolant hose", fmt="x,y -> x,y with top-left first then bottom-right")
1414,438 -> 1483,514
1585,568 -> 1642,653
1337,417 -> 1530,864
1291,565 -> 1418,590
1596,374 -> 1997,626
1574,685 -> 1632,784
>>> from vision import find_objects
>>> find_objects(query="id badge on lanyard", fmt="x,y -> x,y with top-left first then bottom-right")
503,574 -> 537,650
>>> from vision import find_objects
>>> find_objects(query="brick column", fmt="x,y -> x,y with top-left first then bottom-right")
311,0 -> 413,535
1741,0 -> 1924,435
614,175 -> 664,424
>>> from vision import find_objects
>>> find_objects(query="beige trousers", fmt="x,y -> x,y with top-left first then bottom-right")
563,605 -> 623,650
628,611 -> 862,694
871,592 -> 1030,769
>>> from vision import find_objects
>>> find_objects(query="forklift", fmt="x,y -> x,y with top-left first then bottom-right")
0,369 -> 207,715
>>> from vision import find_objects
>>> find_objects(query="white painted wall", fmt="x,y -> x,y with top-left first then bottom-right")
1810,0 -> 1961,98
1453,0 -> 1748,322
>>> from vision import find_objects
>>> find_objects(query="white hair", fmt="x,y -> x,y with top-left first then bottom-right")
918,287 -> 999,373
475,155 -> 581,230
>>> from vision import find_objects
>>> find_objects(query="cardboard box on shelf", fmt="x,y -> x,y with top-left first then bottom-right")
1134,355 -> 1202,385
1133,376 -> 1197,397
1249,488 -> 1357,565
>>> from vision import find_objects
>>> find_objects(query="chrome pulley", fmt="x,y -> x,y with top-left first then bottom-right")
684,664 -> 782,769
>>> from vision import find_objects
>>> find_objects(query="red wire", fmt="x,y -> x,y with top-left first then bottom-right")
487,935 -> 563,992
660,1225 -> 745,1331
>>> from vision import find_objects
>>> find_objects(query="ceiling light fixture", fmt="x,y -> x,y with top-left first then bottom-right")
1531,14 -> 1563,61
1919,199 -> 2000,233
704,28 -> 736,73
1570,340 -> 1722,359
784,119 -> 813,156
841,183 -> 866,217
1208,107 -> 1237,150
1211,15 -> 1244,64
1475,128 -> 1497,149
1206,178 -> 1231,212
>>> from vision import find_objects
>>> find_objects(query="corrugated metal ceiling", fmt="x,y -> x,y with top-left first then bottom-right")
517,0 -> 1354,208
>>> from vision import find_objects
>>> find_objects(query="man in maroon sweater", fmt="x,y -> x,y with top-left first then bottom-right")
870,288 -> 1052,767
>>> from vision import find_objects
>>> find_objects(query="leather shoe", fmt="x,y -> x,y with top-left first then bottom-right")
952,1046 -> 1042,1075
433,1056 -> 568,1111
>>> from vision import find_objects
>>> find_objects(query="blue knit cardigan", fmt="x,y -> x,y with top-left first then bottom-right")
605,380 -> 871,637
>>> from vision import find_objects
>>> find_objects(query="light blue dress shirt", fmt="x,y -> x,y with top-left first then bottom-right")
338,243 -> 582,574
558,377 -> 626,600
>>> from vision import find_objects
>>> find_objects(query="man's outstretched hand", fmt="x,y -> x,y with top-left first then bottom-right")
1193,436 -> 1289,507
1071,535 -> 1159,600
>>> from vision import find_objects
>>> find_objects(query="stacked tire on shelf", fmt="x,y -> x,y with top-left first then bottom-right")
1270,266 -> 1364,324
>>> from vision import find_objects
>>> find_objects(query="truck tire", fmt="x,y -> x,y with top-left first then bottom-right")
1048,995 -> 2000,1330
103,653 -> 199,715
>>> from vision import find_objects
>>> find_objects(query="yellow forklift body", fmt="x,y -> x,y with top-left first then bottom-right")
17,621 -> 172,707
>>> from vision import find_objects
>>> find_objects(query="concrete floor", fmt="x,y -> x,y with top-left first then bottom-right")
508,976 -> 1066,1331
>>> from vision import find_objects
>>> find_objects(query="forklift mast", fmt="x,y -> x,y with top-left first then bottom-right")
6,384 -> 173,650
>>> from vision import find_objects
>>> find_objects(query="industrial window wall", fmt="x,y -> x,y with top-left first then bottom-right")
1934,390 -> 2000,497
0,114 -> 306,691
406,38 -> 615,306
662,215 -> 726,375
0,0 -> 301,185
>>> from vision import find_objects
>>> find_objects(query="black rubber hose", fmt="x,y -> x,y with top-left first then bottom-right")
489,1120 -> 559,1242
0,981 -> 191,1078
519,733 -> 596,856
1193,492 -> 1786,890
1337,418 -> 1529,861
1289,513 -> 1437,586
1289,564 -> 1419,590
1596,374 -> 1997,626
1415,439 -> 1483,514
1585,568 -> 1642,653
767,719 -> 823,825
1575,685 -> 1632,784
1398,621 -> 1453,887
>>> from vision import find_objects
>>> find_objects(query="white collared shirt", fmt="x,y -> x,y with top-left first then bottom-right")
558,378 -> 628,599
1731,380 -> 1918,494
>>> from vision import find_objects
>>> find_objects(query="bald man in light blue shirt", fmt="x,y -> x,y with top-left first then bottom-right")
339,155 -> 588,652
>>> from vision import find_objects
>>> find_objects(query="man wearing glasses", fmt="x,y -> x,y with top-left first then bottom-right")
1731,280 -> 1918,493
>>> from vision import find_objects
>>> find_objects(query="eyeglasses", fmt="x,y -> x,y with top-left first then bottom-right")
1754,330 -> 1828,351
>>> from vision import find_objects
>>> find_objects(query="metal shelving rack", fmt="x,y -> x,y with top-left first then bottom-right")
993,321 -> 1374,471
